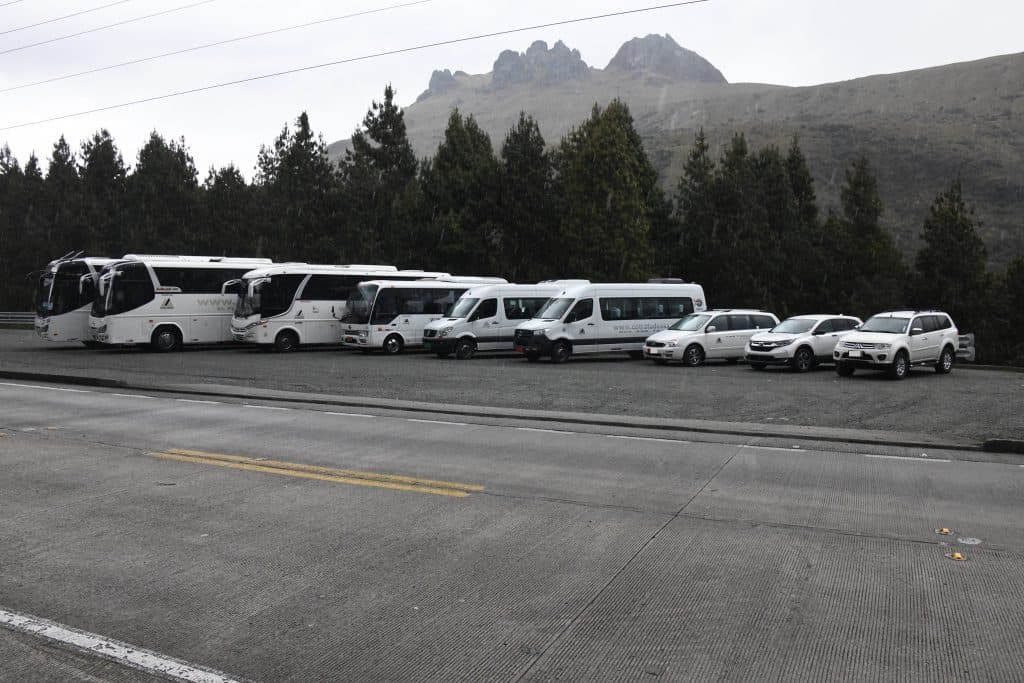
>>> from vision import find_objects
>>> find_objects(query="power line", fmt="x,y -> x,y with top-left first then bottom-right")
0,0 -> 713,132
1,0 -> 132,36
0,0 -> 215,55
0,0 -> 27,7
1,0 -> 433,93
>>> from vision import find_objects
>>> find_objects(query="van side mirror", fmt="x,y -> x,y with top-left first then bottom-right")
706,325 -> 717,333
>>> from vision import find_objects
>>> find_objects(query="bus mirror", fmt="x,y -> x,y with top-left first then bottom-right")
222,279 -> 242,295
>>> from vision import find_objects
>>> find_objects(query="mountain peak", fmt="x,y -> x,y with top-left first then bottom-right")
606,34 -> 727,84
491,39 -> 591,90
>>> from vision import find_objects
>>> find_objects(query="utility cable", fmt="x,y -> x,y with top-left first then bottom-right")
0,0 -> 27,7
0,0 -> 215,55
0,0 -> 712,131
1,0 -> 433,93
1,0 -> 132,36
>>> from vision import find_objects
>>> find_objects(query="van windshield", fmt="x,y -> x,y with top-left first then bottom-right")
446,298 -> 479,318
533,297 -> 574,320
669,313 -> 711,331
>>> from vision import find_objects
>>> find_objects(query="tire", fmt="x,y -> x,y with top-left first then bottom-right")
682,344 -> 705,367
454,339 -> 476,360
888,350 -> 909,380
150,326 -> 182,353
836,362 -> 855,377
524,351 -> 540,362
549,341 -> 571,364
935,345 -> 955,374
628,351 -> 645,360
382,334 -> 404,355
274,330 -> 299,353
792,346 -> 814,373
749,362 -> 767,371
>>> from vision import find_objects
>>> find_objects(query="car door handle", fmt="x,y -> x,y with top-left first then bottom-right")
587,323 -> 595,326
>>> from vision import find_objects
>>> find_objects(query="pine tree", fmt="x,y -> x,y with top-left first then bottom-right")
79,130 -> 127,254
913,178 -> 988,331
0,146 -> 25,309
198,164 -> 258,255
126,131 -> 199,253
783,137 -> 828,312
671,129 -> 716,283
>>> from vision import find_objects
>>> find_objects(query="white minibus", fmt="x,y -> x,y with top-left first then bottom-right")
90,256 -> 272,351
341,277 -> 508,354
230,264 -> 445,351
33,253 -> 117,345
422,281 -> 589,359
513,282 -> 707,363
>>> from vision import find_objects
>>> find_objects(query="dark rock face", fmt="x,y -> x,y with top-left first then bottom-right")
491,40 -> 591,90
607,34 -> 727,84
416,69 -> 459,102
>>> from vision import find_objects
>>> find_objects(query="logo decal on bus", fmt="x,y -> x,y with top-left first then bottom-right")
160,298 -> 174,309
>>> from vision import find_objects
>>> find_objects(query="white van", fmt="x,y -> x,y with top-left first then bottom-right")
644,309 -> 779,366
422,281 -> 589,359
512,282 -> 706,363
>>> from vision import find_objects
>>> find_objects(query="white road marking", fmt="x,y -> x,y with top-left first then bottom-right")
864,454 -> 950,463
111,393 -> 156,399
516,427 -> 576,435
406,418 -> 469,426
605,434 -> 691,444
0,607 -> 244,683
0,382 -> 90,393
738,444 -> 806,453
242,405 -> 289,411
176,399 -> 222,405
324,411 -> 375,418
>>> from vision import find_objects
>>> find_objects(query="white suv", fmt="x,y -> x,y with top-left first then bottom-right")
644,309 -> 779,366
745,314 -> 863,372
834,310 -> 959,379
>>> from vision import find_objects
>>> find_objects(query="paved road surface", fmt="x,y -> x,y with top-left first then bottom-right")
2,330 -> 1022,442
1,380 -> 1022,681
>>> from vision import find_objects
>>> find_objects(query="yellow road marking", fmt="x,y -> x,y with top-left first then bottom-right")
146,448 -> 482,498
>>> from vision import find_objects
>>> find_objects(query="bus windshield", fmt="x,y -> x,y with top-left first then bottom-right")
38,262 -> 92,317
234,278 -> 265,318
35,273 -> 54,317
533,298 -> 574,320
446,298 -> 479,319
343,284 -> 379,324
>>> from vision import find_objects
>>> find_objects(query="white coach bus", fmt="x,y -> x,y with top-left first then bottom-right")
421,281 -> 589,359
230,264 -> 446,351
342,277 -> 507,354
513,281 -> 707,363
89,256 -> 272,351
33,253 -> 117,345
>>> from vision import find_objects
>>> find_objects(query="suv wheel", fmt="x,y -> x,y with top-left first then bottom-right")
935,346 -> 955,374
889,350 -> 909,380
792,346 -> 814,373
683,344 -> 705,367
836,362 -> 855,377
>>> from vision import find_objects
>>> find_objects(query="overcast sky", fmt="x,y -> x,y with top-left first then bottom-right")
1,0 -> 1021,177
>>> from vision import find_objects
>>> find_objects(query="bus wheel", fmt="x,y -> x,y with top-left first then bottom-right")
383,334 -> 404,355
151,326 -> 182,353
275,330 -> 299,353
550,341 -> 571,364
455,339 -> 476,360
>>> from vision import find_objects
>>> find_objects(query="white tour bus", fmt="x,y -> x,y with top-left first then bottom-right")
513,281 -> 707,363
422,281 -> 589,359
230,264 -> 447,351
342,277 -> 508,354
89,255 -> 272,351
33,253 -> 117,345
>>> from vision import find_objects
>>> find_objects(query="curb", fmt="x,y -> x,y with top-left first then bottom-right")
982,439 -> 1024,455
0,369 -> 995,455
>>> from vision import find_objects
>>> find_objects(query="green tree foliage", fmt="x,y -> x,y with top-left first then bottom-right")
668,128 -> 715,281
125,132 -> 199,253
912,178 -> 988,331
497,112 -> 556,281
79,129 -> 127,255
339,84 -> 418,265
420,109 -> 501,274
197,164 -> 258,256
555,99 -> 655,280
255,112 -> 339,262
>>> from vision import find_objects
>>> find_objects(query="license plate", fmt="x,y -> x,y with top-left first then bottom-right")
646,349 -> 659,355
848,349 -> 862,358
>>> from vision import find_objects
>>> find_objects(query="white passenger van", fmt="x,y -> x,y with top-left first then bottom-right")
90,255 -> 272,351
512,282 -> 706,363
33,253 -> 117,345
230,264 -> 444,351
422,281 -> 589,359
644,309 -> 779,366
342,277 -> 508,354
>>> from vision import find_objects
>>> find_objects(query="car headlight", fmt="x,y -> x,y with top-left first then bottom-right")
439,326 -> 454,338
875,343 -> 892,350
666,340 -> 678,347
776,339 -> 795,347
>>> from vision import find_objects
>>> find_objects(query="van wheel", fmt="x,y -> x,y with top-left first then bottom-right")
935,346 -> 954,374
836,362 -> 855,377
150,326 -> 182,353
455,339 -> 476,360
274,330 -> 299,353
888,351 -> 909,379
550,341 -> 571,364
683,344 -> 705,367
383,334 -> 404,355
792,346 -> 814,373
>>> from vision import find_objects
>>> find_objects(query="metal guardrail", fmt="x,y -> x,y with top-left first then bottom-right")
0,312 -> 33,324
958,333 -> 975,362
